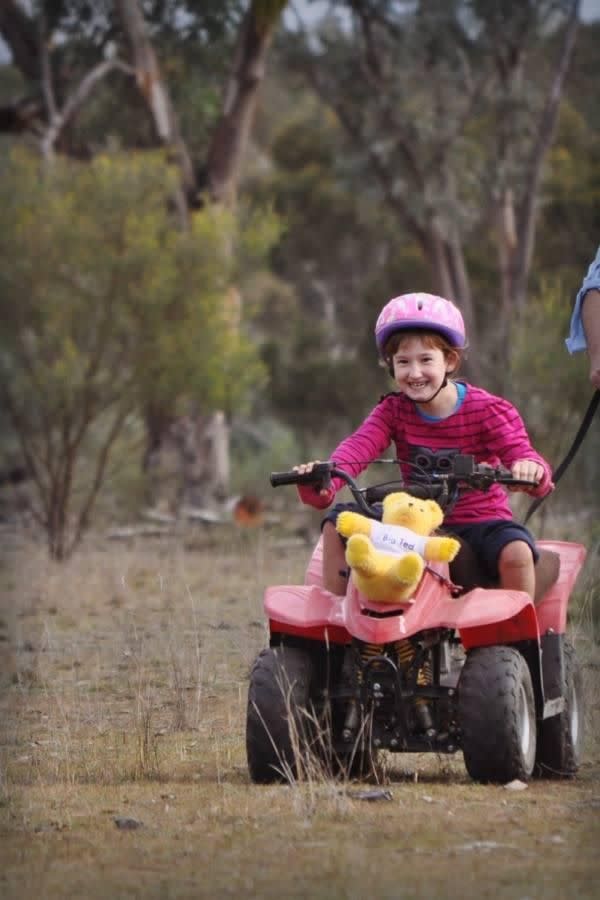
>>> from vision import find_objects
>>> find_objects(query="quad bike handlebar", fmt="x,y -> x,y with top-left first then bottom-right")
270,454 -> 538,517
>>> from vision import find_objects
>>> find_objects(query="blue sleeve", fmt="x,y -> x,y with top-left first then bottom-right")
566,246 -> 600,354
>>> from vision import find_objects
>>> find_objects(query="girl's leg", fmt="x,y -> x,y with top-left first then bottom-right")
322,520 -> 349,595
497,539 -> 536,599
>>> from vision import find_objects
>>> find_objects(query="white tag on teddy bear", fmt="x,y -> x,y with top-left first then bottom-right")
369,521 -> 429,558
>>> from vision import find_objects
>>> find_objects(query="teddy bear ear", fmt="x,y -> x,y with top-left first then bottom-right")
384,491 -> 406,509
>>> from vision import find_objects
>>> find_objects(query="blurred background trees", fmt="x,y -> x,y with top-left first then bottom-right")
0,0 -> 598,556
0,149 -> 272,557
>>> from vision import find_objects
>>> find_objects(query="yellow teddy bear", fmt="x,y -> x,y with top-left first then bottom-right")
336,492 -> 460,604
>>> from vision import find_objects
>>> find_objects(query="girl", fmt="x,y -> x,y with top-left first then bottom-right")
295,292 -> 553,598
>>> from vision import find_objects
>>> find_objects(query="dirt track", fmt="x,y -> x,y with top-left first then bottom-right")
1,532 -> 599,898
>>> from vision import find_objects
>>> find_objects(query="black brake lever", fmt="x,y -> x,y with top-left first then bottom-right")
469,466 -> 539,491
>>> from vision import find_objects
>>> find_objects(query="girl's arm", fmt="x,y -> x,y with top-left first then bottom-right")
483,398 -> 553,497
297,398 -> 396,508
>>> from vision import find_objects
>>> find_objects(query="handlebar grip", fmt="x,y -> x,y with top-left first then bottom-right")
270,461 -> 334,489
504,478 -> 540,488
270,470 -> 305,487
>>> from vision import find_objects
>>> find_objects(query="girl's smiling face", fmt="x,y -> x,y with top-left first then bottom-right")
391,335 -> 452,402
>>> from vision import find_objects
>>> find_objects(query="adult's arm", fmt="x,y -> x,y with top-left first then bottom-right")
582,289 -> 600,389
566,246 -> 600,389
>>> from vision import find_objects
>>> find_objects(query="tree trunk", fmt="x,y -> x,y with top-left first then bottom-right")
115,0 -> 197,213
143,412 -> 230,513
118,0 -> 285,513
421,220 -> 482,383
40,58 -> 134,160
511,0 -> 580,313
3,0 -> 284,516
0,6 -> 134,152
205,2 -> 284,206
0,0 -> 39,81
295,1 -> 580,388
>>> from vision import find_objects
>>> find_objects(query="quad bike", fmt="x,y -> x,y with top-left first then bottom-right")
246,455 -> 586,784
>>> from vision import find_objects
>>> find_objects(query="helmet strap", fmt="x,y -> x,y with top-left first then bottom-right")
421,374 -> 449,405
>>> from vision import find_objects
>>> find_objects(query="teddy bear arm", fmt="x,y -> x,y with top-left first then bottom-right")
423,536 -> 461,563
336,510 -> 372,538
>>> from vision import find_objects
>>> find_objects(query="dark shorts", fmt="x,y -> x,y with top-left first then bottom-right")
442,520 -> 539,582
322,504 -> 538,583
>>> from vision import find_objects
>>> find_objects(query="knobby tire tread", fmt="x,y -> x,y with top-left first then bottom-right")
246,646 -> 313,783
458,645 -> 536,783
536,639 -> 584,778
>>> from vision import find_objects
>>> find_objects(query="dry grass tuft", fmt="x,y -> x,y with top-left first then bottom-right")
1,526 -> 599,898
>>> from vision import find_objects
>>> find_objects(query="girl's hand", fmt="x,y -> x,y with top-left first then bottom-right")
293,460 -> 331,497
293,460 -> 320,475
508,459 -> 544,493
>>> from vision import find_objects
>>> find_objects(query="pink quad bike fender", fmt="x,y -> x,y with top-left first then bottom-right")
534,540 -> 587,636
266,567 -> 539,648
428,539 -> 585,650
265,536 -> 587,648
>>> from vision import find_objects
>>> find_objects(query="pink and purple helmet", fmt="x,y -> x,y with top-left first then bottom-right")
375,292 -> 467,352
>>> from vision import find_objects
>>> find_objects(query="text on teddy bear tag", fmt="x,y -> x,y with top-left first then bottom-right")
369,522 -> 429,558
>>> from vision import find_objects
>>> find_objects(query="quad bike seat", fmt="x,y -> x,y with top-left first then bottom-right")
449,540 -> 560,604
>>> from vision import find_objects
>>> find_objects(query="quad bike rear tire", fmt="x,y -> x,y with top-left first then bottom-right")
246,646 -> 315,783
535,639 -> 584,778
458,645 -> 536,783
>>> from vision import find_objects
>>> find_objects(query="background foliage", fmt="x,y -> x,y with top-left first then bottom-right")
0,148 -> 274,555
0,1 -> 598,550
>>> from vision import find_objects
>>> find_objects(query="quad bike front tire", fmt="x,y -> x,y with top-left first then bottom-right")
458,645 -> 536,783
536,639 -> 584,778
246,646 -> 315,783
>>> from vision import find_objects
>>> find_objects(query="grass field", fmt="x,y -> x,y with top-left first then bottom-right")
1,523 -> 599,899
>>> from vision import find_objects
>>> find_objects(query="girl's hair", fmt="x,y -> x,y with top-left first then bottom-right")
382,329 -> 464,377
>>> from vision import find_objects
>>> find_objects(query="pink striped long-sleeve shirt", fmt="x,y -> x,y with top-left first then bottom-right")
299,383 -> 553,524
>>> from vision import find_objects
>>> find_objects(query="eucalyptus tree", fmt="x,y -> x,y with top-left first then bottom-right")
282,0 -> 581,385
0,150 -> 268,558
0,0 -> 287,516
